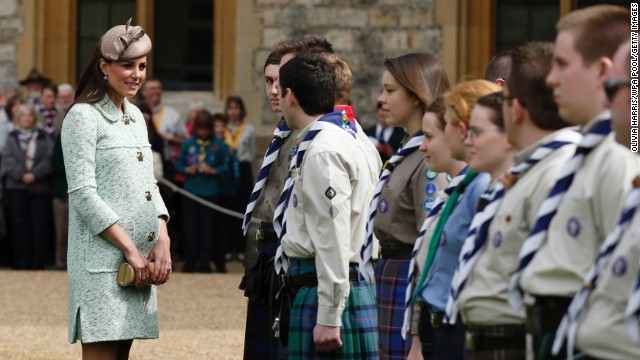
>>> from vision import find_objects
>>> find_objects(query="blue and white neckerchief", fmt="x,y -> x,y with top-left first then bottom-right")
446,129 -> 583,322
509,117 -> 612,311
358,131 -> 425,283
242,120 -> 292,235
273,110 -> 357,274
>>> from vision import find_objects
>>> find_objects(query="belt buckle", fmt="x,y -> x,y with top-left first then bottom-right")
430,312 -> 443,329
465,331 -> 475,351
256,229 -> 264,240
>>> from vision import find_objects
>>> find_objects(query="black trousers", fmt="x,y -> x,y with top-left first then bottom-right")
8,190 -> 51,270
181,195 -> 222,271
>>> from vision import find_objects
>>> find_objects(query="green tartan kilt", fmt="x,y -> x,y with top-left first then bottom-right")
287,260 -> 379,359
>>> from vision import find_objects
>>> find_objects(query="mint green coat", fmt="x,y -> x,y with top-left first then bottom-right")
62,96 -> 169,344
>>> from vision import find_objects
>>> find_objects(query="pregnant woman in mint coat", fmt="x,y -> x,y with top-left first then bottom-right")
62,19 -> 171,359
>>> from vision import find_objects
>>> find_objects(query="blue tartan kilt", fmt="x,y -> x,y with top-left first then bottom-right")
375,258 -> 411,359
243,298 -> 280,360
287,259 -> 379,360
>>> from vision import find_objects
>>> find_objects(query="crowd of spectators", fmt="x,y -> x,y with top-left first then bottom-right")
0,68 -> 255,272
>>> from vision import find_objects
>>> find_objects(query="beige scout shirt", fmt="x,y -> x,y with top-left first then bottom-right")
373,148 -> 448,246
458,130 -> 578,325
252,126 -> 301,223
521,113 -> 640,297
575,194 -> 640,359
281,122 -> 380,327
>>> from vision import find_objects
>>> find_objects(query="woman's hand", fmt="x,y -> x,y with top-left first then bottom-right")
123,247 -> 150,288
148,219 -> 172,285
185,165 -> 198,175
22,172 -> 35,184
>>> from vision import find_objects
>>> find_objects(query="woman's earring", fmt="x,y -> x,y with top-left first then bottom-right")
103,74 -> 108,80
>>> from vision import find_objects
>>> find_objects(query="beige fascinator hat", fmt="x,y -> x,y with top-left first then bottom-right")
100,18 -> 152,61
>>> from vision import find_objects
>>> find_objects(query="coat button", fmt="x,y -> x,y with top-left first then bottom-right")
145,191 -> 152,201
137,151 -> 144,162
148,232 -> 155,242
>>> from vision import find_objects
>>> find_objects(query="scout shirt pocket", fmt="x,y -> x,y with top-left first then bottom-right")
85,220 -> 133,273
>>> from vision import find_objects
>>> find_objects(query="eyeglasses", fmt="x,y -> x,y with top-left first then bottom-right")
466,127 -> 503,139
604,78 -> 631,101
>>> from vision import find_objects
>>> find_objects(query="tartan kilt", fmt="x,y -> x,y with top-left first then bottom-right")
287,259 -> 379,359
375,258 -> 411,359
466,324 -> 526,360
243,298 -> 280,360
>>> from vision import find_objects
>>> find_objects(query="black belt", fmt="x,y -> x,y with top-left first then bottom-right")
466,324 -> 526,351
281,270 -> 359,287
526,296 -> 572,335
256,227 -> 278,241
380,247 -> 413,260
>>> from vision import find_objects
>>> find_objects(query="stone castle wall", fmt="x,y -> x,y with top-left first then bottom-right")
252,0 -> 443,129
0,0 -> 22,87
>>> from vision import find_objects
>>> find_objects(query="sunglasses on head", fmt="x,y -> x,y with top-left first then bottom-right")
604,78 -> 631,101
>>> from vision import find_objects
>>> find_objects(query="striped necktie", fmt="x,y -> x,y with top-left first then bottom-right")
552,181 -> 640,358
508,117 -> 612,311
358,132 -> 425,283
273,110 -> 357,274
242,120 -> 292,235
400,168 -> 467,339
445,130 -> 583,323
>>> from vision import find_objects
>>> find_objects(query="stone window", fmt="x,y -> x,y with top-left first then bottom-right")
495,0 -> 560,53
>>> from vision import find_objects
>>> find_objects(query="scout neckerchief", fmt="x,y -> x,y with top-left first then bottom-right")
358,131 -> 425,284
196,138 -> 211,165
552,177 -> 640,358
445,129 -> 583,323
509,116 -> 612,311
152,105 -> 166,130
273,109 -> 357,274
225,121 -> 246,150
400,167 -> 468,338
39,107 -> 57,137
242,119 -> 292,235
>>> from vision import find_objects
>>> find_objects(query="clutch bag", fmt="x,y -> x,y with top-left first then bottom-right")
117,261 -> 155,286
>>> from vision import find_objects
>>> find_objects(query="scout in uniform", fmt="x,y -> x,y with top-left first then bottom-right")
451,42 -> 578,360
509,6 -> 640,359
553,40 -> 640,360
273,53 -> 380,359
406,80 -> 498,359
358,52 -> 450,359
241,51 -> 300,360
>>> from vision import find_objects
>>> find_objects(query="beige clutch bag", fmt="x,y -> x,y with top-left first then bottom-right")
117,262 -> 155,286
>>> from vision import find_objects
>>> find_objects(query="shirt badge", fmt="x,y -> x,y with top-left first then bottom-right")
567,217 -> 581,237
325,187 -> 337,200
292,194 -> 298,208
378,199 -> 389,213
492,231 -> 503,248
423,198 -> 435,211
425,169 -> 438,180
329,205 -> 339,219
425,182 -> 438,195
612,256 -> 627,277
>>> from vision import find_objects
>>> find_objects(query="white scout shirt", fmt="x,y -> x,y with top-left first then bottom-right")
281,121 -> 379,327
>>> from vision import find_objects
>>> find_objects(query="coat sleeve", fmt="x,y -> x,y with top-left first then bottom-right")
1,136 -> 26,182
62,106 -> 120,235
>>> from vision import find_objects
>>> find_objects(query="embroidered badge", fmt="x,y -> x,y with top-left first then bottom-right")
378,199 -> 389,213
329,206 -> 339,219
612,256 -> 627,277
446,174 -> 452,182
425,169 -> 438,180
423,198 -> 435,211
292,194 -> 298,208
425,183 -> 438,195
567,217 -> 581,237
440,231 -> 447,246
189,145 -> 197,154
492,231 -> 503,248
325,187 -> 336,199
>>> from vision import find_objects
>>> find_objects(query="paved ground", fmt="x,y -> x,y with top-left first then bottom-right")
0,262 -> 248,359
